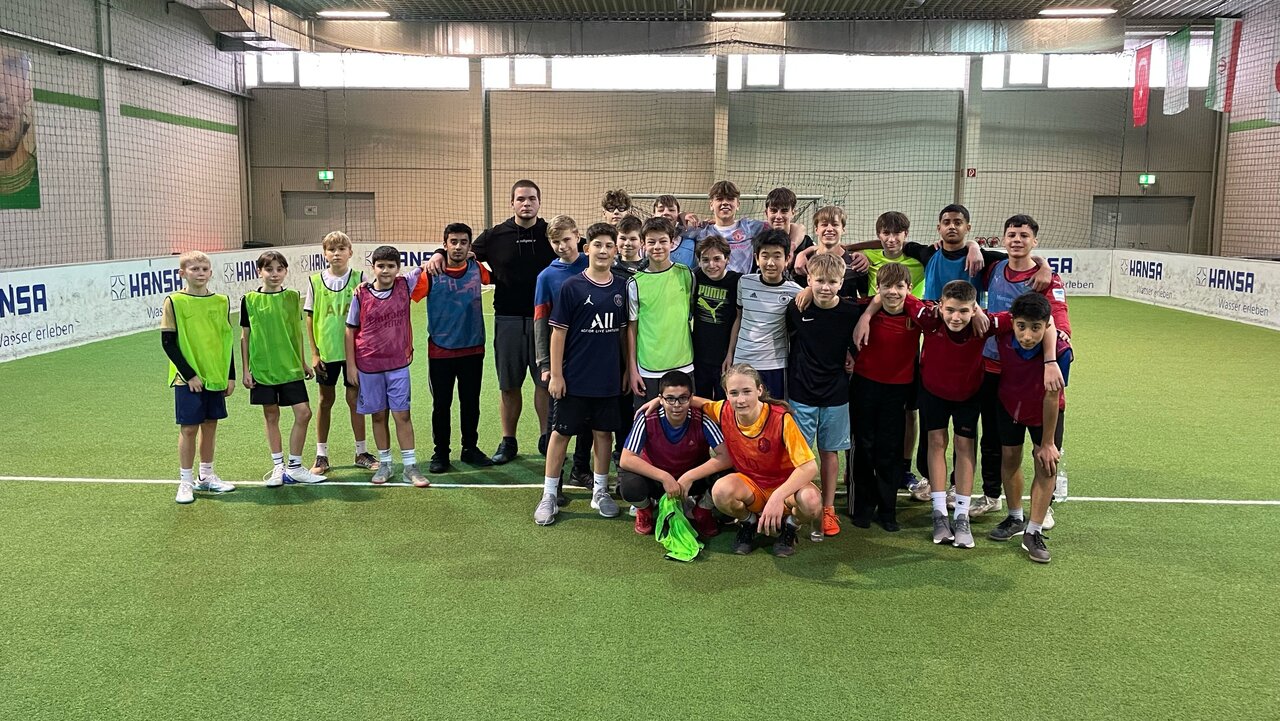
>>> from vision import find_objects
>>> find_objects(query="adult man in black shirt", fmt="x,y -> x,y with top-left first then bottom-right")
428,180 -> 557,464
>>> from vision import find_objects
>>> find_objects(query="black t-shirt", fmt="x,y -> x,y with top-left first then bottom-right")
472,217 -> 556,318
691,268 -> 741,366
785,298 -> 864,407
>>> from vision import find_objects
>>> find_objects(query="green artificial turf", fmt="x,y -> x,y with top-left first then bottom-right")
0,297 -> 1278,720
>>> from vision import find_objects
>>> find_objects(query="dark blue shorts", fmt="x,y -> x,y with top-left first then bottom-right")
175,384 -> 229,426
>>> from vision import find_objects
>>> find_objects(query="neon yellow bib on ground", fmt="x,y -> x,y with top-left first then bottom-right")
168,293 -> 233,391
633,264 -> 694,373
310,271 -> 360,362
865,250 -> 926,297
244,289 -> 305,385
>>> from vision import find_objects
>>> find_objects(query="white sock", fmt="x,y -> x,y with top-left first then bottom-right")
316,442 -> 329,456
378,448 -> 392,464
954,494 -> 971,518
1027,520 -> 1043,535
355,440 -> 368,455
544,475 -> 559,495
288,454 -> 302,469
930,491 -> 947,515
1009,507 -> 1025,521
402,449 -> 416,466
198,462 -> 213,477
180,468 -> 194,483
593,473 -> 608,493
271,452 -> 284,468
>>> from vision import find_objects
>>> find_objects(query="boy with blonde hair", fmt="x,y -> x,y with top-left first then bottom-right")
162,250 -> 236,504
306,230 -> 377,474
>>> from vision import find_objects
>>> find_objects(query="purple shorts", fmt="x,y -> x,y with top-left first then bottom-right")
357,366 -> 412,414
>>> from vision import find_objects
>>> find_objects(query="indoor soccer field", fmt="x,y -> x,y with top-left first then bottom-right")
1,296 -> 1278,720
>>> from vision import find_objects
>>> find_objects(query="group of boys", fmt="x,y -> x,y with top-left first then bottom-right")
162,178 -> 1072,564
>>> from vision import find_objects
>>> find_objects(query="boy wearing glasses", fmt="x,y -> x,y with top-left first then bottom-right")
618,370 -> 729,539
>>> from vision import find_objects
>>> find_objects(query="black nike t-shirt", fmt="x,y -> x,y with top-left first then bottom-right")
691,268 -> 740,367
785,298 -> 864,407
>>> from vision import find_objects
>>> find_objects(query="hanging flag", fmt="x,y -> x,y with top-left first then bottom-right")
1133,44 -> 1152,127
1164,27 -> 1191,115
1206,17 -> 1243,113
1268,14 -> 1280,123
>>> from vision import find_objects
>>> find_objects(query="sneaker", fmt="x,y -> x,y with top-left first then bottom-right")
590,488 -> 620,518
263,465 -> 285,488
459,447 -> 493,467
932,510 -> 954,544
370,462 -> 393,485
404,464 -> 430,488
902,470 -> 921,490
691,506 -> 719,538
1022,531 -> 1051,563
850,512 -> 871,529
428,454 -> 450,474
946,488 -> 957,510
283,466 -> 327,485
194,474 -> 235,493
1042,505 -> 1056,530
821,506 -> 841,537
311,455 -> 331,475
772,522 -> 798,558
876,516 -> 901,533
569,466 -> 593,488
634,504 -> 656,535
732,517 -> 758,555
354,452 -> 380,470
175,482 -> 195,504
628,505 -> 638,517
908,479 -> 931,502
969,495 -> 1002,518
989,515 -> 1028,542
491,437 -> 518,465
534,492 -> 559,526
952,514 -> 975,548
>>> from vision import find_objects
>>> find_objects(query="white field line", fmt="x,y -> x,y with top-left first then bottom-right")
0,476 -> 1277,505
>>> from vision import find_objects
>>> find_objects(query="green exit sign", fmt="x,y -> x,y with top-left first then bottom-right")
1138,173 -> 1156,186
318,169 -> 334,182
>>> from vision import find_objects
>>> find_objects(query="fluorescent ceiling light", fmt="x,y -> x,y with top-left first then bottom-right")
1039,7 -> 1117,16
316,9 -> 390,19
712,10 -> 786,19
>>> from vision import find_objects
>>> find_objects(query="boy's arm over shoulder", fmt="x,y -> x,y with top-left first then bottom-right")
477,261 -> 492,285
988,311 -> 1013,337
1043,274 -> 1072,338
902,241 -> 932,264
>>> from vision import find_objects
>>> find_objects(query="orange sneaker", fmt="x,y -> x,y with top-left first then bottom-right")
821,505 -> 841,537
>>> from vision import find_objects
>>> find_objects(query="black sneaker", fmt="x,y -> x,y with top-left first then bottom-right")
732,517 -> 758,555
876,516 -> 901,533
459,447 -> 494,467
491,437 -> 518,465
989,515 -> 1028,542
849,512 -> 872,529
569,466 -> 593,488
1022,531 -> 1051,563
772,522 -> 798,557
428,453 -> 450,474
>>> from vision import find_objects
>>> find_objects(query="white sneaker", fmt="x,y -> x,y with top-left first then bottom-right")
194,474 -> 236,493
908,479 -> 931,502
591,488 -> 620,518
175,482 -> 195,504
534,492 -> 559,526
263,465 -> 285,488
969,495 -> 1002,517
1042,505 -> 1056,530
628,505 -> 638,517
283,466 -> 327,484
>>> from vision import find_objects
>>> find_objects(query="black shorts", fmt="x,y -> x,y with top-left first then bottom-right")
996,403 -> 1065,449
250,379 -> 310,407
313,359 -> 354,388
919,386 -> 981,438
551,394 -> 620,436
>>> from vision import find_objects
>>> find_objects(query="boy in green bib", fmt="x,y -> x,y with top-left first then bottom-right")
160,251 -> 236,505
627,216 -> 696,404
305,231 -> 377,475
241,251 -> 326,487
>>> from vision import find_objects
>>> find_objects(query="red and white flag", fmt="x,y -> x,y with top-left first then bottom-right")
1133,44 -> 1152,126
1206,17 -> 1243,113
